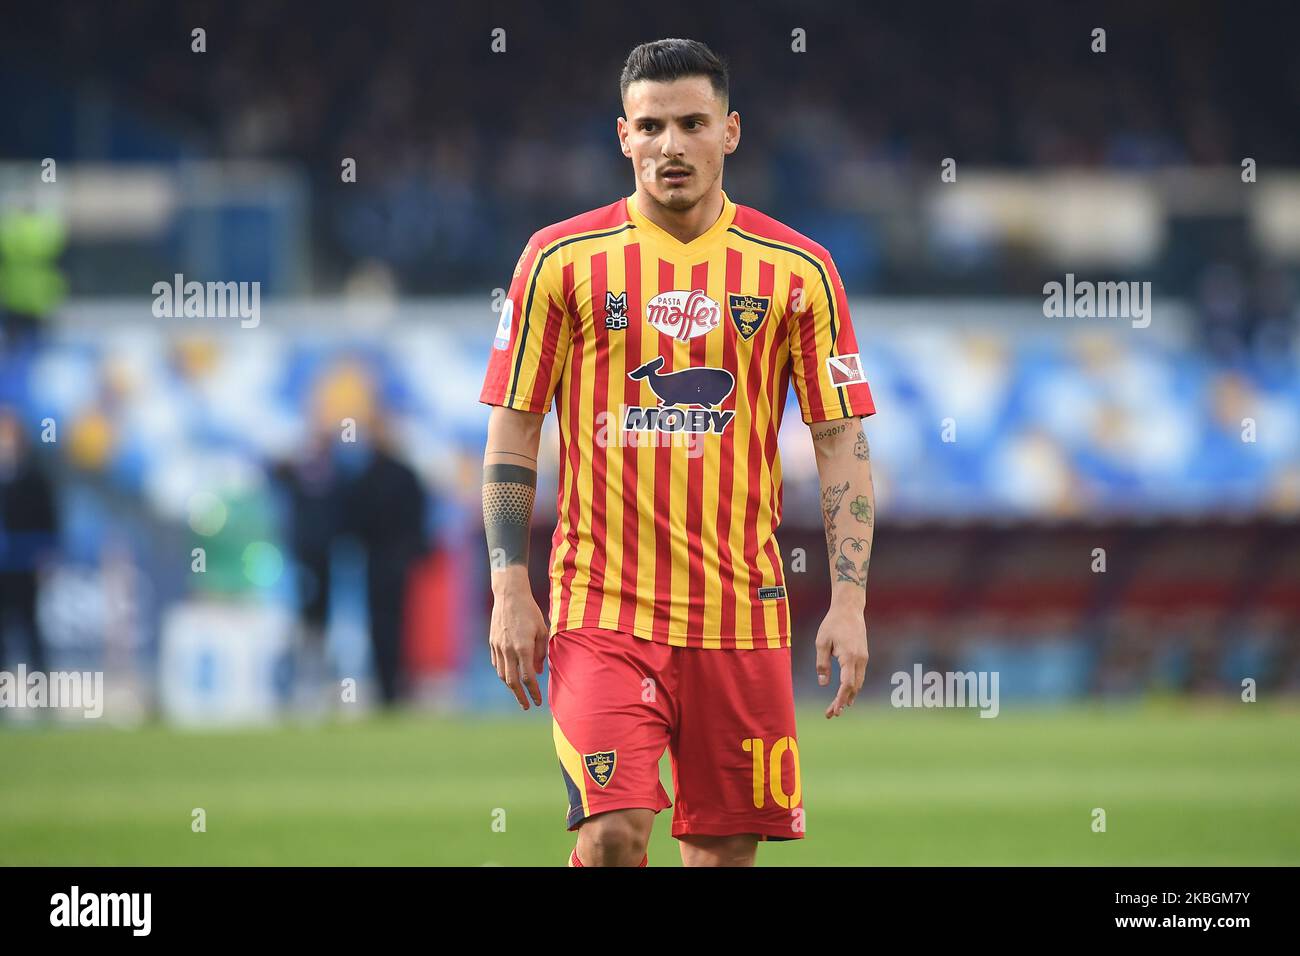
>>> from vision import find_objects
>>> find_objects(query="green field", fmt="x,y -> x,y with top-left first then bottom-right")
2,701 -> 1297,865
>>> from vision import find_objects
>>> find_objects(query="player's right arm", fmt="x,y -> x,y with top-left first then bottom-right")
483,406 -> 548,710
479,231 -> 572,710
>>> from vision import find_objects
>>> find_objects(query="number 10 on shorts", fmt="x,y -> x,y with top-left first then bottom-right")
741,736 -> 802,809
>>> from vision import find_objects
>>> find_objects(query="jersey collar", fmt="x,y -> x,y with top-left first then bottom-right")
625,189 -> 736,252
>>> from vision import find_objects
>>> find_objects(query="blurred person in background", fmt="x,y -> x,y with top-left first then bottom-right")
334,412 -> 429,709
271,426 -> 347,713
0,406 -> 58,675
290,363 -> 432,709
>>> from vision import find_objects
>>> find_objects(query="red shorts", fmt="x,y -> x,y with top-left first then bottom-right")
547,626 -> 805,842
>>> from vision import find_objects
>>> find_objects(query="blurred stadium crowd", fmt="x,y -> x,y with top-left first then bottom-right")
0,0 -> 1298,721
5,1 -> 1300,295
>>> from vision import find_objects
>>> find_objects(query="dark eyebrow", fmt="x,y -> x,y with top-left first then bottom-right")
632,113 -> 710,124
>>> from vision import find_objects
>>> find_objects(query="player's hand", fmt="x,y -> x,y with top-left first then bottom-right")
488,582 -> 549,710
814,602 -> 869,719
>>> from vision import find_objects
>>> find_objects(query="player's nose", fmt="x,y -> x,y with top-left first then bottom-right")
660,135 -> 684,158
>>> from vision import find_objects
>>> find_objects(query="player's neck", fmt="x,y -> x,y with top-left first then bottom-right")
633,188 -> 724,245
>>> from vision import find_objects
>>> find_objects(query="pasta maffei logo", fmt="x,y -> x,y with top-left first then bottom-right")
645,289 -> 721,341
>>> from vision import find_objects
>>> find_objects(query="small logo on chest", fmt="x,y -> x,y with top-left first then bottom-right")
603,291 -> 628,330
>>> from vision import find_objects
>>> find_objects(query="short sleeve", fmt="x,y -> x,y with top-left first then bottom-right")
479,232 -> 573,414
787,250 -> 877,425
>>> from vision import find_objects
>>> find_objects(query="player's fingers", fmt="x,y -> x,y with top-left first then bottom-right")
826,678 -> 852,718
843,671 -> 860,708
518,651 -> 543,707
501,653 -> 529,709
854,653 -> 869,694
815,638 -> 832,687
839,655 -> 863,707
532,628 -> 548,676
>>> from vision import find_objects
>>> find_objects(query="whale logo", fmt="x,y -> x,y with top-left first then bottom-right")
628,356 -> 734,408
624,357 -> 736,435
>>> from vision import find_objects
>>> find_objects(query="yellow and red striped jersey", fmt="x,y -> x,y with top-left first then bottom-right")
480,190 -> 876,649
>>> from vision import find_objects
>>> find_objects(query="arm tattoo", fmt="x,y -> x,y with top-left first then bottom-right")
811,420 -> 851,442
850,494 -> 872,526
823,481 -> 872,588
835,537 -> 870,587
821,481 -> 849,566
853,428 -> 870,461
839,494 -> 873,585
483,463 -> 536,570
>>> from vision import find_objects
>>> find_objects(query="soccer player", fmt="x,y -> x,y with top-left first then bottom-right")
480,38 -> 876,867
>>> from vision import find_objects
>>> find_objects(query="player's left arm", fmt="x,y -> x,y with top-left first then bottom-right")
786,247 -> 877,719
810,416 -> 874,719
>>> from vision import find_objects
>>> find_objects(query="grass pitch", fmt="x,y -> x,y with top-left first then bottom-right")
2,700 -> 1297,865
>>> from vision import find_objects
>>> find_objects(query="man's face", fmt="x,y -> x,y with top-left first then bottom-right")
618,76 -> 739,211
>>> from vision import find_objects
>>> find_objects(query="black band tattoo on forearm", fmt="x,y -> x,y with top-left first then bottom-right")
483,463 -> 536,570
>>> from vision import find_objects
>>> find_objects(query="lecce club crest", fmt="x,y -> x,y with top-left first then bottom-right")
729,293 -> 771,341
583,750 -> 617,788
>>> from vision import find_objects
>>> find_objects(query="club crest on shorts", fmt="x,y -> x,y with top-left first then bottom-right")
728,293 -> 770,341
583,750 -> 617,788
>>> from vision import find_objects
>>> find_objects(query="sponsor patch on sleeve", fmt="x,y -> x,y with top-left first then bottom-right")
826,352 -> 866,387
493,299 -> 514,350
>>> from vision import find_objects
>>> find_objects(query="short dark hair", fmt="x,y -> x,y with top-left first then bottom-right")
619,38 -> 729,110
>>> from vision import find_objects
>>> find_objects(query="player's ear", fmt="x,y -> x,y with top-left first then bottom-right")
617,117 -> 631,156
724,112 -> 740,154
